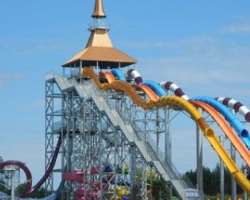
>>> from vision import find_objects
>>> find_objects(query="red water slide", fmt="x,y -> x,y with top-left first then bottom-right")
0,135 -> 62,197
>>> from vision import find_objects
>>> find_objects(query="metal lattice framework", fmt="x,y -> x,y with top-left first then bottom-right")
44,77 -> 173,200
45,73 -> 208,200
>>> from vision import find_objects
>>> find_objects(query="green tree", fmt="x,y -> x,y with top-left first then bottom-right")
0,180 -> 10,195
15,183 -> 49,198
184,165 -> 248,196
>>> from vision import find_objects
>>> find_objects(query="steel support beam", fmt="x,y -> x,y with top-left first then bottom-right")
231,144 -> 237,200
219,137 -> 225,200
196,122 -> 204,199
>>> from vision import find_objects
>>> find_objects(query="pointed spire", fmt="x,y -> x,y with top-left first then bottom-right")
85,29 -> 113,48
92,0 -> 106,18
63,0 -> 136,68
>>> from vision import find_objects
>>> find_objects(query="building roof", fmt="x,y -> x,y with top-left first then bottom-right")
63,0 -> 136,68
63,47 -> 136,68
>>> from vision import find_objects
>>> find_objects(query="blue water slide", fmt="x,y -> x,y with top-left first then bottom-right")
193,96 -> 250,149
144,80 -> 167,97
111,69 -> 126,81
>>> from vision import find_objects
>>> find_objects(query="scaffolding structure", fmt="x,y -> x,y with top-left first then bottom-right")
44,72 -> 206,200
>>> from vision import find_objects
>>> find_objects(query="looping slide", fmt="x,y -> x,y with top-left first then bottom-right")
83,67 -> 250,194
0,161 -> 32,197
0,135 -> 62,197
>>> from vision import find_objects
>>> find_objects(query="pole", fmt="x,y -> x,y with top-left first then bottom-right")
156,109 -> 160,154
165,108 -> 171,163
219,137 -> 225,200
230,144 -> 237,200
144,111 -> 147,142
165,108 -> 172,198
196,122 -> 203,199
11,170 -> 15,200
230,109 -> 237,200
243,166 -> 248,200
130,144 -> 136,200
80,60 -> 83,83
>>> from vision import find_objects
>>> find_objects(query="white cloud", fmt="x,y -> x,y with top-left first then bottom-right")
0,73 -> 24,87
0,37 -> 73,55
126,30 -> 250,102
139,50 -> 250,85
31,99 -> 44,108
123,36 -> 216,51
226,23 -> 250,34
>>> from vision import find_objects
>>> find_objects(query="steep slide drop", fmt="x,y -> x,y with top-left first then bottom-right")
100,71 -> 160,102
123,70 -> 250,192
0,135 -> 62,197
193,96 -> 250,150
161,78 -> 250,124
135,69 -> 250,124
0,161 -> 32,196
121,70 -> 250,162
126,69 -> 250,150
125,70 -> 250,166
191,101 -> 250,167
83,67 -> 250,194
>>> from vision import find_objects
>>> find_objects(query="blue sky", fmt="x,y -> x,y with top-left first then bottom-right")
1,0 -> 250,184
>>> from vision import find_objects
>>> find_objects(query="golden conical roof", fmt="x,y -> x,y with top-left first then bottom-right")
63,0 -> 136,68
92,0 -> 106,18
86,29 -> 113,48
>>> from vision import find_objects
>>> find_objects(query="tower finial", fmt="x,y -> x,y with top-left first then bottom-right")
63,0 -> 136,68
92,0 -> 106,18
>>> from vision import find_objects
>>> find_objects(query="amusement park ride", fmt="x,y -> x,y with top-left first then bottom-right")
0,0 -> 250,200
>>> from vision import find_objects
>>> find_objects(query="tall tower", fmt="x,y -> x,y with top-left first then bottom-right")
63,0 -> 136,69
45,0 -> 136,197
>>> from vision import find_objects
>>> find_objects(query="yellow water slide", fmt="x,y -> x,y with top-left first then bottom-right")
83,67 -> 250,194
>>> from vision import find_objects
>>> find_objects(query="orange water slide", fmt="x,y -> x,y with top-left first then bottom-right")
82,67 -> 250,194
99,71 -> 116,84
101,71 -> 160,102
192,101 -> 250,167
134,84 -> 160,102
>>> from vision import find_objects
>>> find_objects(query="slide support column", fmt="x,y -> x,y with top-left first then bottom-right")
165,107 -> 172,163
243,166 -> 248,200
130,143 -> 137,200
231,144 -> 237,200
219,136 -> 225,200
196,122 -> 204,199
